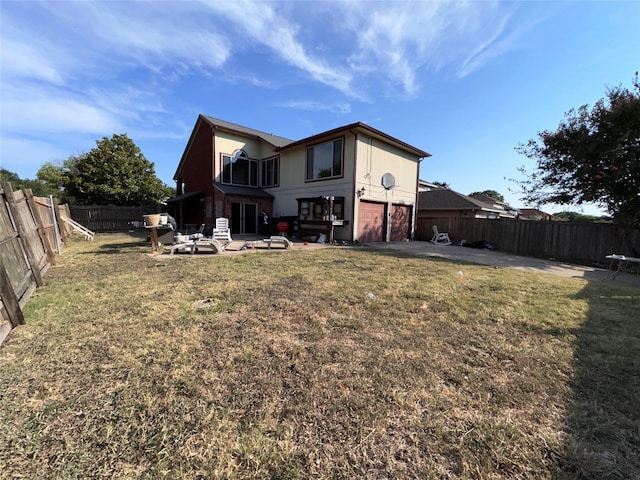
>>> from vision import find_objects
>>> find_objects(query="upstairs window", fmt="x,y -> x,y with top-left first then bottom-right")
306,138 -> 343,181
261,156 -> 279,187
222,150 -> 258,186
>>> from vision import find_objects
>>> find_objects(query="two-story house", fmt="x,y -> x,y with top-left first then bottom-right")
169,115 -> 430,242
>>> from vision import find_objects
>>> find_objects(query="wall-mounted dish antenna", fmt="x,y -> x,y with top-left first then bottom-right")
381,173 -> 396,190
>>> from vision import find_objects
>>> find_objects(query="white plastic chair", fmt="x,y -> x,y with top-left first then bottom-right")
213,217 -> 232,242
430,225 -> 452,245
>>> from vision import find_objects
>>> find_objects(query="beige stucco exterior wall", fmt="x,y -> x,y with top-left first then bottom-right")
213,131 -> 277,182
352,133 -> 420,240
268,133 -> 356,223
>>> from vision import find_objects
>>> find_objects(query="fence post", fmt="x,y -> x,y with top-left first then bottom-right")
1,182 -> 44,287
0,262 -> 25,327
24,189 -> 56,266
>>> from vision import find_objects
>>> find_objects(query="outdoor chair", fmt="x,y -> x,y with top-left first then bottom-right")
430,225 -> 452,245
213,217 -> 232,242
170,222 -> 229,254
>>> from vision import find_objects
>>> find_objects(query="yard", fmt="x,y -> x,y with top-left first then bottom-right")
1,232 -> 638,479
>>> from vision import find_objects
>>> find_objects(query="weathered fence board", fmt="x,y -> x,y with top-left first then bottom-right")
416,216 -> 640,266
0,183 -> 68,346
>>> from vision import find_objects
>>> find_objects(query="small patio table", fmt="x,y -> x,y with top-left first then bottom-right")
605,254 -> 640,279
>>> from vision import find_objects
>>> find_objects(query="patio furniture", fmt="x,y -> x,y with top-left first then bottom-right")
430,225 -> 452,245
605,254 -> 640,279
254,236 -> 294,249
213,217 -> 232,242
170,225 -> 228,255
170,237 -> 225,255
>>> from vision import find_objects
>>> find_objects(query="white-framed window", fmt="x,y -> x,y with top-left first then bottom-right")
222,150 -> 258,186
261,156 -> 279,187
306,138 -> 343,181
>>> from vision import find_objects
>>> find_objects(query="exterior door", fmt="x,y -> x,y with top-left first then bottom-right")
390,204 -> 412,241
231,202 -> 257,234
358,200 -> 386,242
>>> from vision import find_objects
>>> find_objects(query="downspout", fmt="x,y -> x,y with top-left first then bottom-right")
211,125 -> 216,222
413,157 -> 423,240
349,129 -> 358,242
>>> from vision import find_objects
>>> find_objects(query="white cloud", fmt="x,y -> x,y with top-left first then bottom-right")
337,1 -> 538,94
200,0 -> 356,96
1,38 -> 66,85
0,0 -> 548,182
2,85 -> 121,136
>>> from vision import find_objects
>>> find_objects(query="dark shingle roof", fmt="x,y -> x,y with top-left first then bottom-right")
276,121 -> 430,158
203,115 -> 294,148
213,183 -> 274,198
418,189 -> 501,211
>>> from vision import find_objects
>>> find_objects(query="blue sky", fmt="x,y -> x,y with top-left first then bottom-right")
1,1 -> 638,215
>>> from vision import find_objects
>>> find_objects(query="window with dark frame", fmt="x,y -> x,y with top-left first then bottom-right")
297,197 -> 345,220
221,150 -> 258,187
306,138 -> 343,181
261,156 -> 279,187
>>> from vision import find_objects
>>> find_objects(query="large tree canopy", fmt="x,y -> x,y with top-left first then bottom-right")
63,134 -> 173,205
469,190 -> 505,202
516,77 -> 640,226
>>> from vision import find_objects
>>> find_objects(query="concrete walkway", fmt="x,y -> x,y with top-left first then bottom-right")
367,241 -> 640,288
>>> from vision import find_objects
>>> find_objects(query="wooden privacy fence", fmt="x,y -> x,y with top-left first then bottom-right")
70,205 -> 160,232
416,216 -> 640,266
0,182 -> 72,346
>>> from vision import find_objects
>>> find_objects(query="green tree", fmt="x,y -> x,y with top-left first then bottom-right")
33,161 -> 70,200
469,190 -> 505,202
551,211 -> 608,223
63,134 -> 173,205
516,76 -> 640,226
0,168 -> 47,196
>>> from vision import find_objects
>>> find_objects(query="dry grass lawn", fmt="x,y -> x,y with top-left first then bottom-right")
0,232 -> 638,479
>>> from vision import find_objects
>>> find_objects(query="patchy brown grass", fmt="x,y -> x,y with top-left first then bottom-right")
0,232 -> 638,479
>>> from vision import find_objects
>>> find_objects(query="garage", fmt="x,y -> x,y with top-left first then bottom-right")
358,200 -> 386,242
390,204 -> 412,241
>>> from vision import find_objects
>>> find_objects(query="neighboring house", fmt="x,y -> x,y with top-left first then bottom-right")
417,188 -> 513,220
418,180 -> 444,192
468,193 -> 518,219
169,115 -> 431,242
518,208 -> 550,221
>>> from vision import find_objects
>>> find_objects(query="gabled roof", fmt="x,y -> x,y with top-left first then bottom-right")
469,193 -> 498,204
276,122 -> 431,159
203,115 -> 294,148
175,116 -> 430,181
518,208 -> 548,216
418,189 -> 504,213
174,115 -> 295,180
469,193 -> 512,210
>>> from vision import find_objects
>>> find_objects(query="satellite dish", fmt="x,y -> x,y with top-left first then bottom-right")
381,173 -> 396,190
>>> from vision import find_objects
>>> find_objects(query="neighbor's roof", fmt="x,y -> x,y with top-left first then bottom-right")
418,189 -> 504,212
518,208 -> 549,217
276,122 -> 431,159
